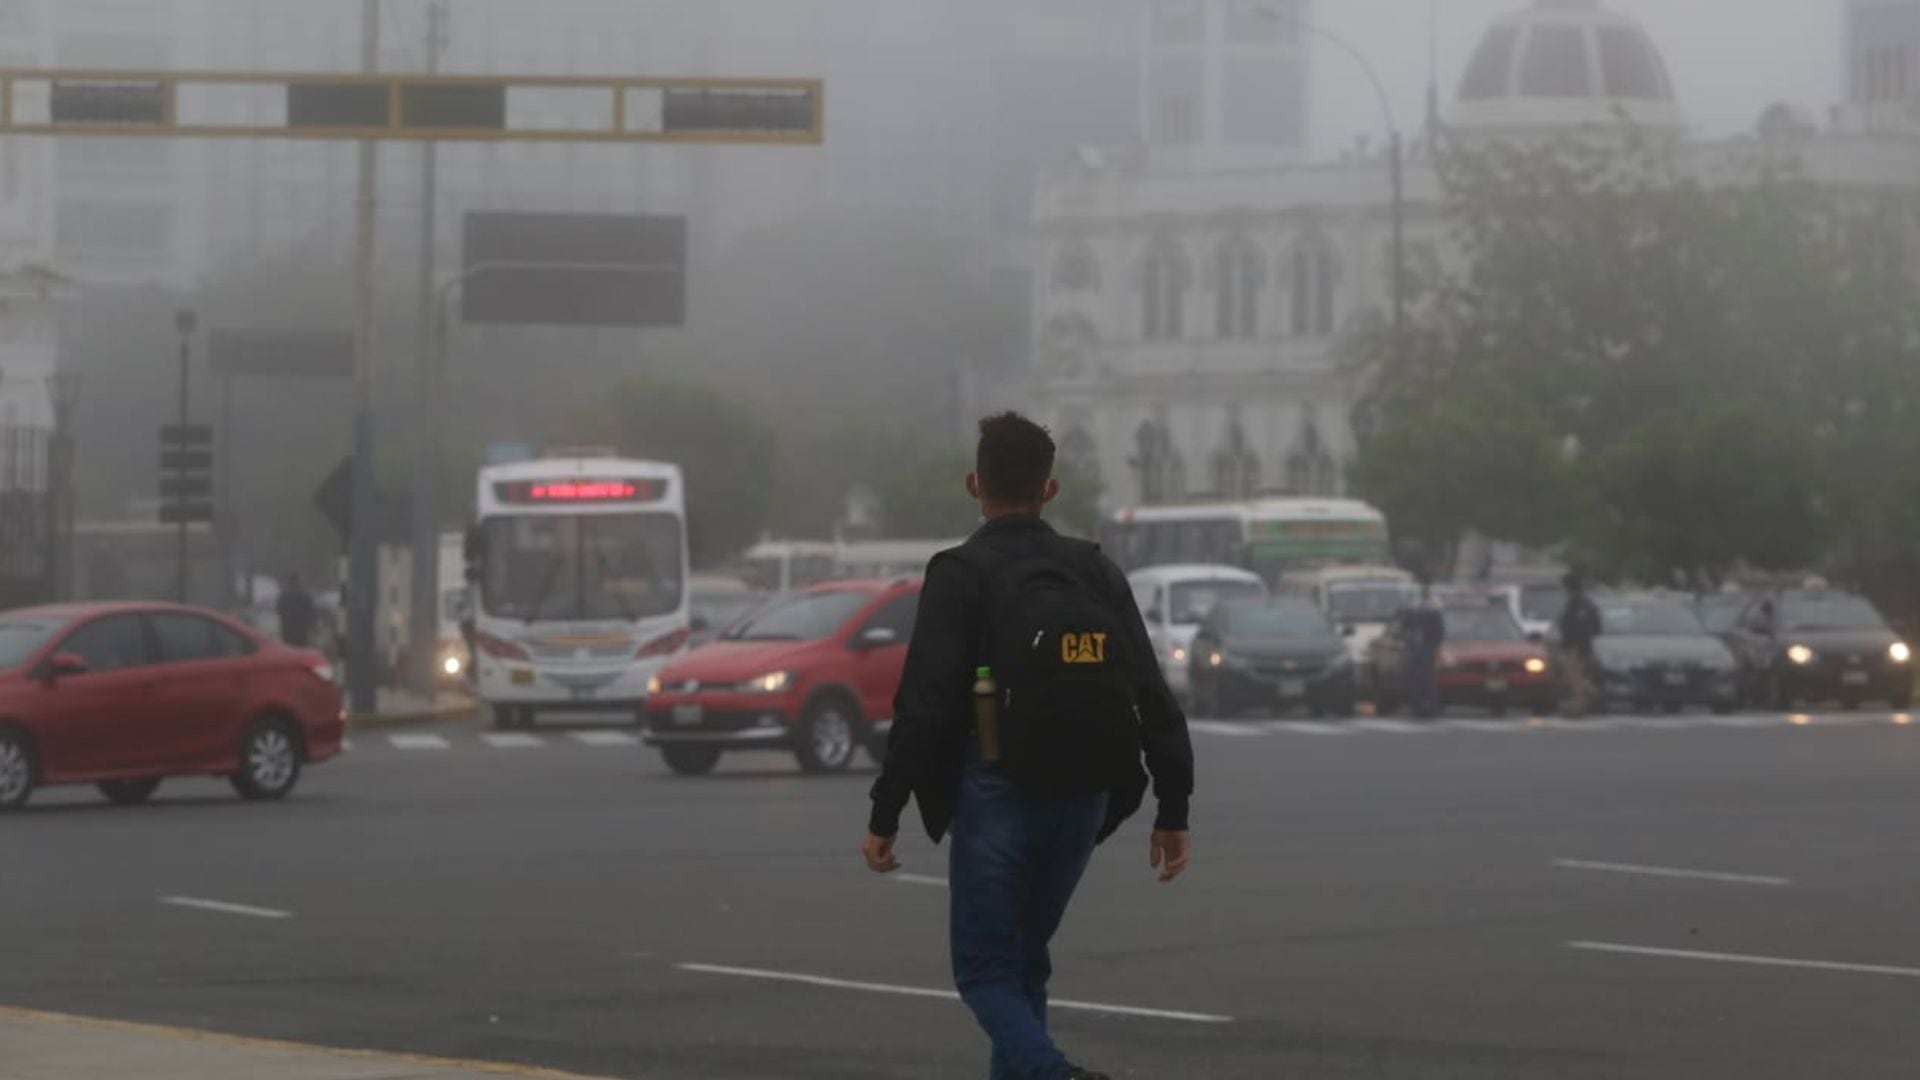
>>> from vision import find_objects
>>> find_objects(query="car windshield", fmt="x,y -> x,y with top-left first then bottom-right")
1326,581 -> 1417,623
1519,584 -> 1567,622
1443,607 -> 1525,642
1168,579 -> 1266,624
482,513 -> 683,622
1696,597 -> 1748,634
722,590 -> 869,642
1779,595 -> 1887,632
1222,601 -> 1332,640
1600,601 -> 1707,637
0,618 -> 60,671
694,591 -> 768,631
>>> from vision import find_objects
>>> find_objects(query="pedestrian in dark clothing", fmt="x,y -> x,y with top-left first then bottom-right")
1558,572 -> 1604,717
277,574 -> 317,649
863,412 -> 1194,1080
1402,586 -> 1446,719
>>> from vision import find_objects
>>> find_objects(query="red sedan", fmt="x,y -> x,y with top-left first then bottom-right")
0,603 -> 345,810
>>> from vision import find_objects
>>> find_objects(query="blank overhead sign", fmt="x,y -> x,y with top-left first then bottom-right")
461,212 -> 687,328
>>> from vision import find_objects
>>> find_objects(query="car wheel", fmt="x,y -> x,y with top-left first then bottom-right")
231,717 -> 302,801
796,698 -> 859,774
490,705 -> 519,730
660,746 -> 721,777
98,778 -> 162,806
1892,692 -> 1914,711
0,730 -> 35,811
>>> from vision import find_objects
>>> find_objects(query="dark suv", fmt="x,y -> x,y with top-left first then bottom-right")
1187,599 -> 1355,718
1721,589 -> 1913,710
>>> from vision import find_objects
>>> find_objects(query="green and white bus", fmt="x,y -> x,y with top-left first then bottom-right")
1100,498 -> 1392,584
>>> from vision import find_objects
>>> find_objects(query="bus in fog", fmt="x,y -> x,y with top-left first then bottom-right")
1100,498 -> 1393,584
466,456 -> 689,729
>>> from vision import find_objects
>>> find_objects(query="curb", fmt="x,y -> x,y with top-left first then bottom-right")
346,697 -> 477,730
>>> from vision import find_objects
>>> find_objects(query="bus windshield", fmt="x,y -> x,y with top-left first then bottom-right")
482,513 -> 683,622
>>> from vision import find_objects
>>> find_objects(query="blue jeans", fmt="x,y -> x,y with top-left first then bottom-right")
949,756 -> 1108,1080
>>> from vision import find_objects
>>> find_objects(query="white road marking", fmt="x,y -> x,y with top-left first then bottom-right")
1266,721 -> 1356,736
1568,941 -> 1920,980
892,873 -> 949,887
1700,714 -> 1781,728
341,738 -> 353,751
388,734 -> 450,750
1552,859 -> 1792,887
1435,719 -> 1523,733
159,895 -> 292,920
1352,719 -> 1426,734
571,730 -> 639,747
1188,720 -> 1267,737
675,963 -> 1234,1023
481,732 -> 545,749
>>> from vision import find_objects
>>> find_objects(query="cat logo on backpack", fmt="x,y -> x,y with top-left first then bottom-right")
1060,631 -> 1108,665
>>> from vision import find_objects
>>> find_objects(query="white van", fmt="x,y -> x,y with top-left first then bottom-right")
1126,564 -> 1269,701
1280,565 -> 1418,666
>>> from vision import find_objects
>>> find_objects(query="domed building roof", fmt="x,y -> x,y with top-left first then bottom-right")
1450,0 -> 1686,135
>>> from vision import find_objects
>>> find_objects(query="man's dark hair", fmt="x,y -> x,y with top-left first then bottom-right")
975,412 -> 1056,506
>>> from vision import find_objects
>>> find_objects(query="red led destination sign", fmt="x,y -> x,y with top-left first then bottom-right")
493,478 -> 668,505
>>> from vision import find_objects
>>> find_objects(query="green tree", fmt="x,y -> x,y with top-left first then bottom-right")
567,375 -> 777,566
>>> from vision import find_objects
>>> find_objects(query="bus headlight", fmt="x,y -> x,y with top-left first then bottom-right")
1892,642 -> 1912,664
441,654 -> 463,677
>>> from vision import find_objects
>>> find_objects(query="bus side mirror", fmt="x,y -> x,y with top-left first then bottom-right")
464,524 -> 486,584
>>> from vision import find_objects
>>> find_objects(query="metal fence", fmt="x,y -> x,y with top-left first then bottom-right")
0,425 -> 51,608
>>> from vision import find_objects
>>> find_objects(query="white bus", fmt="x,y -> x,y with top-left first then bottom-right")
832,538 -> 961,579
467,456 -> 689,729
1101,498 -> 1393,584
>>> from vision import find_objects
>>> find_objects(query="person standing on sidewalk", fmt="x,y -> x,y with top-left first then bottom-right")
861,412 -> 1195,1080
1558,572 -> 1604,717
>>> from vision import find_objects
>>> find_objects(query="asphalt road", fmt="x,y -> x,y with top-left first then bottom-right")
5,709 -> 1920,1079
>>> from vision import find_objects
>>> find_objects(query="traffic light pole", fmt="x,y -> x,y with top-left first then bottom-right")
408,0 -> 449,699
347,0 -> 380,713
174,309 -> 196,603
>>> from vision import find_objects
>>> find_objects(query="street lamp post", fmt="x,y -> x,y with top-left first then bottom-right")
43,372 -> 82,602
173,308 -> 198,603
1287,17 -> 1407,368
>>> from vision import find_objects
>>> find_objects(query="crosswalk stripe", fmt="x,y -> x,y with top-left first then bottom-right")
481,732 -> 545,749
1188,720 -> 1268,737
388,733 -> 451,750
1267,721 -> 1357,736
570,730 -> 640,747
1351,719 -> 1426,734
1435,719 -> 1524,733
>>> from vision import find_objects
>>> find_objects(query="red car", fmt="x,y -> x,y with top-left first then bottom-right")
0,602 -> 345,810
1369,598 -> 1557,716
643,578 -> 920,776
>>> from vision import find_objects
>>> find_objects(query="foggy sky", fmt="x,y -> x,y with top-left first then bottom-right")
1312,1 -> 1843,155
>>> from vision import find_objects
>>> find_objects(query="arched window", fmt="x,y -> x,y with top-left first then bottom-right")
1214,235 -> 1265,340
1038,314 -> 1099,376
1140,238 -> 1191,342
1052,239 -> 1101,293
1210,409 -> 1261,498
1291,237 -> 1339,338
1130,416 -> 1186,504
1285,408 -> 1336,496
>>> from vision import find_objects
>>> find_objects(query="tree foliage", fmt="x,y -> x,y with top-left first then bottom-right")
1347,128 -> 1920,593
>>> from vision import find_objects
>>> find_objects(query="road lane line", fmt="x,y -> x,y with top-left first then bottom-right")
676,963 -> 1234,1023
1265,721 -> 1356,736
389,733 -> 450,750
1435,719 -> 1522,733
1551,859 -> 1791,887
1568,941 -> 1920,980
1188,721 -> 1266,737
571,730 -> 639,747
159,895 -> 292,920
1352,719 -> 1425,734
892,873 -> 949,887
481,732 -> 545,749
1700,714 -> 1782,728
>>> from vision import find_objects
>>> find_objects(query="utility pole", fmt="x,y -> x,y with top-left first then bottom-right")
347,0 -> 381,713
408,0 -> 449,697
174,308 -> 197,602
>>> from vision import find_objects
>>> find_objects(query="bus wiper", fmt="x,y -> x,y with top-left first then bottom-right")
524,557 -> 566,624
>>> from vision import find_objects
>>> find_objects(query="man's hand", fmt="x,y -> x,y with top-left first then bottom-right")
861,832 -> 901,874
1149,830 -> 1191,883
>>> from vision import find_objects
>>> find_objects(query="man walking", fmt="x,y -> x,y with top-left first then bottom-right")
862,413 -> 1194,1080
1558,571 -> 1603,717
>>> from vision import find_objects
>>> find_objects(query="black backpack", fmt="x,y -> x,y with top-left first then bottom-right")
952,540 -> 1143,796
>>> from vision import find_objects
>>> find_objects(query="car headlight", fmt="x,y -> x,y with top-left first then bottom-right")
441,654 -> 463,676
1208,651 -> 1224,668
1171,646 -> 1188,663
739,670 -> 792,694
1892,642 -> 1912,664
1524,657 -> 1548,675
1787,644 -> 1816,666
645,675 -> 663,696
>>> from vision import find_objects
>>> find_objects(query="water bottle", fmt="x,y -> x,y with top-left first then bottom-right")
973,665 -> 1002,763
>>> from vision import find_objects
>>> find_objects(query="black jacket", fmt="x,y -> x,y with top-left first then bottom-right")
867,516 -> 1194,844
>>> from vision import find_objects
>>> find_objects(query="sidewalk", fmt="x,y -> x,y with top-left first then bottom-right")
346,687 -> 476,729
0,1007 -> 613,1080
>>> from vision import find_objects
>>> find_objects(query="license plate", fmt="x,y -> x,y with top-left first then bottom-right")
672,702 -> 704,726
1277,679 -> 1305,697
1664,672 -> 1688,687
1485,679 -> 1509,693
510,669 -> 535,686
1843,671 -> 1871,687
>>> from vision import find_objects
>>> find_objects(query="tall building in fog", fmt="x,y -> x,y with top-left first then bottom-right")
1142,0 -> 1311,168
1847,0 -> 1920,123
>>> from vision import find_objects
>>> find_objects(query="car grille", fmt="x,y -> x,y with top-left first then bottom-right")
1458,658 -> 1529,676
1250,660 -> 1334,680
